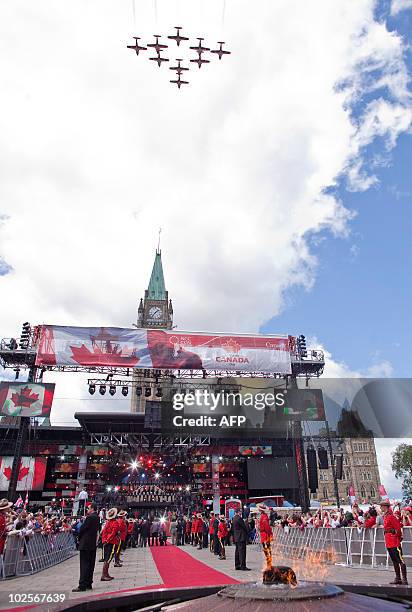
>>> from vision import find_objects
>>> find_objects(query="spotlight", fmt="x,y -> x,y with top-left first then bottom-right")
60,455 -> 65,460
99,385 -> 106,395
114,486 -> 119,492
136,386 -> 142,396
155,472 -> 160,479
131,461 -> 138,470
145,387 -> 151,398
109,385 -> 116,396
156,387 -> 163,398
122,386 -> 129,397
106,486 -> 112,492
89,384 -> 96,395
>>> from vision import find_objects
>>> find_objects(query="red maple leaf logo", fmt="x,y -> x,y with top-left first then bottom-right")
3,461 -> 30,482
221,339 -> 241,354
11,386 -> 39,408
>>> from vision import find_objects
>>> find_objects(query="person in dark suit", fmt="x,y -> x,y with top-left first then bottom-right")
232,509 -> 250,571
73,502 -> 100,592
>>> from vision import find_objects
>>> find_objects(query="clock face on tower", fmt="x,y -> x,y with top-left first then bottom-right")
148,306 -> 163,321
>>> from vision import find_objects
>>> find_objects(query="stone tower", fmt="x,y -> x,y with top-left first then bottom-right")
131,249 -> 173,413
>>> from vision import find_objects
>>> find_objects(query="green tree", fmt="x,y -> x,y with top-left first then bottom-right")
391,443 -> 412,499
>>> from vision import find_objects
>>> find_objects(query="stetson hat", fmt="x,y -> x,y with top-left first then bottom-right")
106,507 -> 118,520
380,500 -> 391,507
256,503 -> 270,513
0,498 -> 13,511
219,515 -> 226,520
118,510 -> 127,517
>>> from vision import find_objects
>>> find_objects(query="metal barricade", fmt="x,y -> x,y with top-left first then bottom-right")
1,531 -> 76,578
271,526 -> 412,570
2,535 -> 22,578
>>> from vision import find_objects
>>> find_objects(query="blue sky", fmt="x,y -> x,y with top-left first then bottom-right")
264,2 -> 412,378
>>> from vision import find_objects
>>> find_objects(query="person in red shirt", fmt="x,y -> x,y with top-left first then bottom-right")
100,507 -> 120,581
381,500 -> 408,585
114,510 -> 127,567
209,513 -> 215,552
257,504 -> 273,571
191,515 -> 197,546
218,516 -> 228,560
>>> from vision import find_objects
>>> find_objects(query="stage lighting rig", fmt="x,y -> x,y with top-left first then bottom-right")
109,385 -> 116,396
145,387 -> 152,398
19,322 -> 31,349
297,334 -> 307,358
99,385 -> 106,395
156,387 -> 163,398
136,386 -> 142,396
122,386 -> 129,397
89,384 -> 96,395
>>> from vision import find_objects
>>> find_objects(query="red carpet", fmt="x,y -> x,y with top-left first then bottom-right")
150,545 -> 239,588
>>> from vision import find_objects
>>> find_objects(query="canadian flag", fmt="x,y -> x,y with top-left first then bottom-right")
379,484 -> 389,500
0,456 -> 47,491
0,382 -> 55,418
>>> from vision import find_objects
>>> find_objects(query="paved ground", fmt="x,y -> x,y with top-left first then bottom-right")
0,547 -> 161,610
0,542 -> 403,610
182,543 -> 400,586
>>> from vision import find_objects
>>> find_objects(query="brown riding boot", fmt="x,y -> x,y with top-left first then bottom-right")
401,565 -> 408,585
101,562 -> 114,581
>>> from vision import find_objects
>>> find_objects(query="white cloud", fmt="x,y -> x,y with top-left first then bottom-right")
391,0 -> 412,15
0,0 -> 411,338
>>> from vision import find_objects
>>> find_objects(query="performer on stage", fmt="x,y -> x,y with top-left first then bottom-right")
257,504 -> 273,571
100,507 -> 120,581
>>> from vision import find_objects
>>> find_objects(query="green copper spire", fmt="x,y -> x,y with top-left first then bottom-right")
147,249 -> 167,300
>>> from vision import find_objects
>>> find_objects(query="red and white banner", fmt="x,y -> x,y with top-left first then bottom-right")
379,484 -> 389,500
35,325 -> 292,374
0,383 -> 55,418
0,456 -> 47,491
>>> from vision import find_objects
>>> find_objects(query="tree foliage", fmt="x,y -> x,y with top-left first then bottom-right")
392,443 -> 412,499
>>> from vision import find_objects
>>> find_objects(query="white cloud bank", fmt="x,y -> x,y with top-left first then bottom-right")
391,0 -> 412,15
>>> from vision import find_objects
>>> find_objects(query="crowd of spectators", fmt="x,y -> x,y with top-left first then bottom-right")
272,502 -> 412,530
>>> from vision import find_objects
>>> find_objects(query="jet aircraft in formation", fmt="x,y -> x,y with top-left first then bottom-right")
126,28 -> 231,89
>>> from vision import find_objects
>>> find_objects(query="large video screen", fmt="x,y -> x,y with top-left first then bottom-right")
247,457 -> 298,490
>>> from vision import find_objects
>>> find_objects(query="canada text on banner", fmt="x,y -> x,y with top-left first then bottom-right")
35,325 -> 292,374
0,456 -> 47,491
0,382 -> 55,417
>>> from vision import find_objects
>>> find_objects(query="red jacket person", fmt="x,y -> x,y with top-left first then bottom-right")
381,500 -> 407,585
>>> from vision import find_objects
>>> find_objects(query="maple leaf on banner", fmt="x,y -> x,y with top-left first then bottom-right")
11,386 -> 39,408
2,462 -> 30,482
221,339 -> 241,354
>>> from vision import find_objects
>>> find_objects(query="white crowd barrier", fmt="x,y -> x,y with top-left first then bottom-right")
271,525 -> 412,569
1,531 -> 77,579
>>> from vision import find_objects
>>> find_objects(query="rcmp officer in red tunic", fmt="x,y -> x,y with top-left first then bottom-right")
0,498 -> 13,558
115,510 -> 127,567
381,500 -> 408,585
100,507 -> 120,581
257,504 -> 273,570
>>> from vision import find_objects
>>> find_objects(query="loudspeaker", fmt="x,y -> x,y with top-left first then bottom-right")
306,447 -> 318,493
335,454 -> 343,480
318,448 -> 329,470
